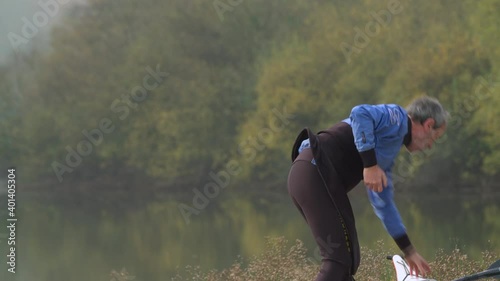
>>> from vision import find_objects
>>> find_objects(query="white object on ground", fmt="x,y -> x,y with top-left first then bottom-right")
392,254 -> 437,281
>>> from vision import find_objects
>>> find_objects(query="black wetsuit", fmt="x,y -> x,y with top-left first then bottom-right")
288,122 -> 363,281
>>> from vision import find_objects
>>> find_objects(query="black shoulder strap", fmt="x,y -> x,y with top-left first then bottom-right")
291,128 -> 310,162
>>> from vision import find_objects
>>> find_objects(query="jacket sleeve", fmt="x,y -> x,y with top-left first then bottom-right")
349,105 -> 384,167
366,171 -> 413,253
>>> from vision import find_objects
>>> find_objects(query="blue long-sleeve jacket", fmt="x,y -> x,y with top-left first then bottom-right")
343,104 -> 410,239
298,104 -> 410,240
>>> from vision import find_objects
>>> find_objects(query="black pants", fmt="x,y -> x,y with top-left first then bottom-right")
288,148 -> 355,281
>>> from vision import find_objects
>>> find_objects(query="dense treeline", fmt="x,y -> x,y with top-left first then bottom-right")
1,0 -> 499,190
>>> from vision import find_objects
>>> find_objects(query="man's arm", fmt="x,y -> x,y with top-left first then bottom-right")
350,105 -> 389,191
349,104 -> 383,168
366,172 -> 414,254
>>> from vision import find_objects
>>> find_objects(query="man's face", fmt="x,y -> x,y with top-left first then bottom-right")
406,118 -> 446,152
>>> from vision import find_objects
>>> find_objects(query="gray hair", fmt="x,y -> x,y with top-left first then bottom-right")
406,96 -> 450,128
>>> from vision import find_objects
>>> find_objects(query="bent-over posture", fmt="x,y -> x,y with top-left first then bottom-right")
288,96 -> 448,281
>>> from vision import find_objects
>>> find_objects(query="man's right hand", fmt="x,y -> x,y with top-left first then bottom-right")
363,165 -> 387,192
405,250 -> 431,277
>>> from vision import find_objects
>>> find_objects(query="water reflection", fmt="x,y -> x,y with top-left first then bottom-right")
2,190 -> 498,281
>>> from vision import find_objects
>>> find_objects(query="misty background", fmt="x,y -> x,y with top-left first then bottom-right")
0,0 -> 81,64
0,1 -> 41,64
0,0 -> 499,281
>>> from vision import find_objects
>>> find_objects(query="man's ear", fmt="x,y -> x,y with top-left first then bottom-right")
422,118 -> 435,130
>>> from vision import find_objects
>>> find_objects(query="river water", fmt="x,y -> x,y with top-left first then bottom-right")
0,187 -> 498,281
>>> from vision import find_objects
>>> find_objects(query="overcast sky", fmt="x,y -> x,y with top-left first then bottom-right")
0,0 -> 84,65
1,0 -> 39,64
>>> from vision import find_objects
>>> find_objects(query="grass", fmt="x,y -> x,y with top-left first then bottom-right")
112,237 -> 498,281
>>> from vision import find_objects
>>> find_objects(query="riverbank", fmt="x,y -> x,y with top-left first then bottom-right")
168,237 -> 498,281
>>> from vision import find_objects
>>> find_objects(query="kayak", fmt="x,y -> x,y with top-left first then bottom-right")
389,255 -> 500,281
390,254 -> 436,281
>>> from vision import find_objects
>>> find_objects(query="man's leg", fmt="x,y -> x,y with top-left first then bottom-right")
288,151 -> 355,281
